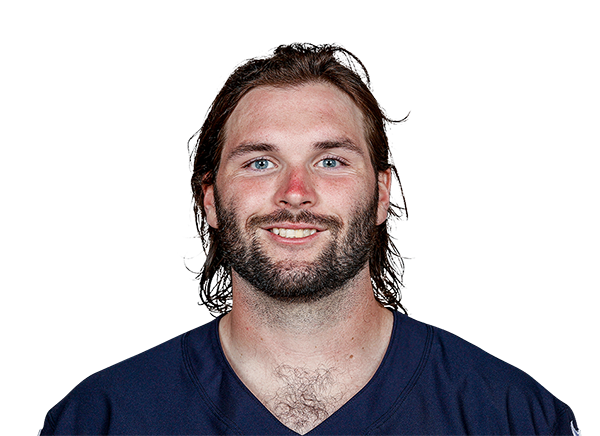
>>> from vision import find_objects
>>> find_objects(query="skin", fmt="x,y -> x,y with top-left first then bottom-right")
203,82 -> 394,434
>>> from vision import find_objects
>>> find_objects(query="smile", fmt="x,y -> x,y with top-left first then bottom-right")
270,228 -> 318,239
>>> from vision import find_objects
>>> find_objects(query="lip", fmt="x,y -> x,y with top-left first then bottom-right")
261,223 -> 327,232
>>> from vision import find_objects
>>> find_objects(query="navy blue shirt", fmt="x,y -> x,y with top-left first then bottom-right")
41,312 -> 578,435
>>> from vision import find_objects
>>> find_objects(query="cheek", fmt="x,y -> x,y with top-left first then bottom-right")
217,175 -> 274,214
315,177 -> 373,209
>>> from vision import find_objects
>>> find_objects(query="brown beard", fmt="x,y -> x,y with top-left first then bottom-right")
214,188 -> 379,303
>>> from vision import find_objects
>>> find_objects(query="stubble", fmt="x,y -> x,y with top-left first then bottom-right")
214,188 -> 379,304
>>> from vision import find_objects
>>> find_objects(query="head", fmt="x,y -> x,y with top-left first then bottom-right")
190,43 -> 407,315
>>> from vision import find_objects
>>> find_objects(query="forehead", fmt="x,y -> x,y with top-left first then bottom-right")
223,83 -> 366,150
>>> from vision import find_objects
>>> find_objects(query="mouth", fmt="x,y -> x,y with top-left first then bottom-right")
261,222 -> 325,240
270,227 -> 318,239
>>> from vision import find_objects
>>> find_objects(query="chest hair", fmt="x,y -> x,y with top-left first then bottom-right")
263,364 -> 347,434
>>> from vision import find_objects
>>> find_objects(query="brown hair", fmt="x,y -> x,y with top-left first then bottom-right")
190,43 -> 407,315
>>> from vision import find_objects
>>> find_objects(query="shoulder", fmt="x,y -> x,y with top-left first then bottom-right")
70,323 -> 201,391
398,313 -> 557,394
428,321 -> 556,401
40,319 -> 219,435
395,314 -> 578,435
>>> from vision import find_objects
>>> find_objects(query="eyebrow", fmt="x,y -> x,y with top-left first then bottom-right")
313,139 -> 365,156
225,138 -> 364,161
226,142 -> 279,161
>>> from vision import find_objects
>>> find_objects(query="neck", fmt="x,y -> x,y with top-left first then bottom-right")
222,267 -> 391,360
225,267 -> 389,349
218,268 -> 393,434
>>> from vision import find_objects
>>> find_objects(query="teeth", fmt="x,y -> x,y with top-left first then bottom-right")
270,228 -> 318,238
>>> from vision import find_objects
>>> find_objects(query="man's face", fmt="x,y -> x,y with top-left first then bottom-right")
203,83 -> 391,301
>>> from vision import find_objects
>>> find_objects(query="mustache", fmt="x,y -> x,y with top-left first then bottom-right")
248,209 -> 342,231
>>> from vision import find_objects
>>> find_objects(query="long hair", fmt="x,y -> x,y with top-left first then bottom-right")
190,43 -> 408,315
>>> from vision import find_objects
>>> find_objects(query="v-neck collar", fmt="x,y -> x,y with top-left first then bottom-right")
183,311 -> 432,435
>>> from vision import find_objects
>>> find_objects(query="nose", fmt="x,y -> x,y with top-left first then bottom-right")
276,166 -> 317,209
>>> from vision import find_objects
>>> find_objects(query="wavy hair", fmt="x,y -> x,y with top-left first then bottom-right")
190,43 -> 408,315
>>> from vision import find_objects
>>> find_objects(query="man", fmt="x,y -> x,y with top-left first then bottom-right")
40,44 -> 578,435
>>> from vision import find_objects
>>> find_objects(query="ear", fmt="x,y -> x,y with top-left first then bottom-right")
203,184 -> 218,229
376,169 -> 391,225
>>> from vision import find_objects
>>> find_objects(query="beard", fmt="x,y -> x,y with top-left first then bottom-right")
214,189 -> 379,303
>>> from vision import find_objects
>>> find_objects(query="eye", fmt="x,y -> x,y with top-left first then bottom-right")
249,159 -> 275,170
317,157 -> 345,168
